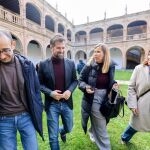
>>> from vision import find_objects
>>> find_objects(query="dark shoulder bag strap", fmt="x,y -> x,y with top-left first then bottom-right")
138,89 -> 150,99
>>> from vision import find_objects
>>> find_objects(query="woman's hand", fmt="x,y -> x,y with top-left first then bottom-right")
112,83 -> 119,90
86,86 -> 95,94
130,108 -> 139,116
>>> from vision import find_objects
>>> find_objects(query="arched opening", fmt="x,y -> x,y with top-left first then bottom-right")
126,46 -> 145,69
67,51 -> 71,59
58,23 -> 64,35
45,15 -> 55,32
27,40 -> 42,65
89,50 -> 94,58
46,44 -> 52,58
75,31 -> 87,43
75,50 -> 86,64
11,34 -> 23,54
89,28 -> 103,41
127,21 -> 147,40
67,29 -> 72,41
110,48 -> 123,69
26,3 -> 41,25
107,24 -> 123,42
0,0 -> 20,14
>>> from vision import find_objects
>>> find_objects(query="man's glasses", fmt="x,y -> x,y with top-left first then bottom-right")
0,48 -> 11,54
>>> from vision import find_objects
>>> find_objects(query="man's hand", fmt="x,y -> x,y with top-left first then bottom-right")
51,90 -> 63,101
63,90 -> 71,100
130,108 -> 139,116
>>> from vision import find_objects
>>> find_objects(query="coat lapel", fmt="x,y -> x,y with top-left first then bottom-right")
64,59 -> 68,88
48,59 -> 55,85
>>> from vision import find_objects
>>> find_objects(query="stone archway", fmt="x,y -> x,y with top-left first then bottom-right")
27,40 -> 42,65
26,3 -> 41,25
110,47 -> 123,69
58,23 -> 65,35
75,31 -> 87,43
45,15 -> 55,32
46,44 -> 52,58
126,46 -> 145,69
11,34 -> 23,54
67,50 -> 71,59
89,28 -> 103,41
75,50 -> 87,64
89,50 -> 94,58
0,0 -> 20,14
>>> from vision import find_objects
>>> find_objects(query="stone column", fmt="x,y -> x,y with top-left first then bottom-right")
64,28 -> 67,39
147,16 -> 150,39
86,31 -> 90,44
23,35 -> 28,57
41,15 -> 45,29
54,21 -> 58,33
20,0 -> 26,27
123,25 -> 127,41
103,28 -> 107,43
122,49 -> 126,69
71,32 -> 75,43
41,14 -> 46,35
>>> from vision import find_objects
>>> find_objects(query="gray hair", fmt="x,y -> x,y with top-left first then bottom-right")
50,34 -> 65,48
0,28 -> 13,41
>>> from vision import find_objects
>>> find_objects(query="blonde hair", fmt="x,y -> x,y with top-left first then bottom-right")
143,50 -> 150,65
87,43 -> 111,73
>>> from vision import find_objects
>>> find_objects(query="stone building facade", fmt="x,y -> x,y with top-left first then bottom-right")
0,0 -> 150,69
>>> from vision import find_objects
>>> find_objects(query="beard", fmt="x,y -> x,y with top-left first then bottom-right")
55,53 -> 64,59
58,53 -> 64,59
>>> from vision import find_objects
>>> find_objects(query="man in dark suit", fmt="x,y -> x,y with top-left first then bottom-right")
38,34 -> 78,150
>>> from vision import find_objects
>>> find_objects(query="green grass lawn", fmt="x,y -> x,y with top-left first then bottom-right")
17,85 -> 150,150
115,70 -> 133,81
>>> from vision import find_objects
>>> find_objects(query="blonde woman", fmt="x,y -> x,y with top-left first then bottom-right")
78,43 -> 118,150
121,52 -> 150,144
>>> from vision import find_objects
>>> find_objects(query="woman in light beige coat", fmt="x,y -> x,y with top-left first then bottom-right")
121,52 -> 150,143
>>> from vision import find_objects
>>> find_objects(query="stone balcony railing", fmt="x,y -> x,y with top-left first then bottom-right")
89,38 -> 103,45
45,28 -> 54,36
106,36 -> 123,42
26,19 -> 43,33
126,33 -> 147,40
0,7 -> 148,45
0,7 -> 22,25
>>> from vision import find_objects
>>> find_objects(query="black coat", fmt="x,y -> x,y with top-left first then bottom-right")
38,58 -> 78,111
78,61 -> 116,133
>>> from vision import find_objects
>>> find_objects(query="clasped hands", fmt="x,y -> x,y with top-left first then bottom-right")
51,90 -> 71,101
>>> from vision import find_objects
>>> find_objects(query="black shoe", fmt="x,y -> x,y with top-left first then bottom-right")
60,133 -> 66,143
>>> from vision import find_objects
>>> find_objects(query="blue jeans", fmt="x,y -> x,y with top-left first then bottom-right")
47,101 -> 73,150
0,112 -> 38,150
121,125 -> 137,142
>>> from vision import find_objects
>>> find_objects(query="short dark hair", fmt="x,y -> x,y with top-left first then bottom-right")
50,34 -> 65,48
0,28 -> 13,41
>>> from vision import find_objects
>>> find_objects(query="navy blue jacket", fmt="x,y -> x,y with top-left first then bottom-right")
16,54 -> 44,140
38,58 -> 78,111
77,61 -> 85,74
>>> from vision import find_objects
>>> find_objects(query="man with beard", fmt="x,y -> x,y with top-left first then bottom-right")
38,34 -> 78,150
